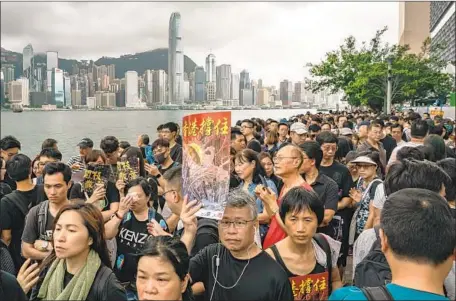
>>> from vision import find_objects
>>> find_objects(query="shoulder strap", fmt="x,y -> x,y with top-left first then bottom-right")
94,265 -> 112,300
3,192 -> 28,217
313,233 -> 333,293
361,286 -> 394,301
38,201 -> 49,240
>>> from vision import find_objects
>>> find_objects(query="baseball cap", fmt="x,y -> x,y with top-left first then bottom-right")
77,138 -> 94,148
339,128 -> 353,136
351,156 -> 377,166
290,122 -> 307,135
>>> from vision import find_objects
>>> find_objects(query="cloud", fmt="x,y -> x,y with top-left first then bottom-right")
1,1 -> 398,85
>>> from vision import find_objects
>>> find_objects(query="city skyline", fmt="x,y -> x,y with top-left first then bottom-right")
1,2 -> 399,86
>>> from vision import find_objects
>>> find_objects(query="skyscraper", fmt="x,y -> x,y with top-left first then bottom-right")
125,71 -> 139,107
216,64 -> 231,100
8,81 -> 23,104
19,77 -> 29,106
52,68 -> 64,105
107,64 -> 116,83
398,2 -> 430,54
430,2 -> 455,62
64,76 -> 71,107
168,12 -> 184,105
22,44 -> 34,92
46,51 -> 58,92
280,80 -> 293,106
152,70 -> 167,105
239,70 -> 250,106
144,70 -> 154,106
230,74 -> 240,101
194,66 -> 206,103
205,54 -> 216,83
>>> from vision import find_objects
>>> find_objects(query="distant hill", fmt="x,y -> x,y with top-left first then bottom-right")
1,48 -> 197,79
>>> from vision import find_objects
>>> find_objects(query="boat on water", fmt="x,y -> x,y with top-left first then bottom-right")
12,105 -> 23,113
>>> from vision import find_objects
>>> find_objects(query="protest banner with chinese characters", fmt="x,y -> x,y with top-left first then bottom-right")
182,112 -> 231,220
117,156 -> 139,182
289,272 -> 329,301
83,165 -> 111,196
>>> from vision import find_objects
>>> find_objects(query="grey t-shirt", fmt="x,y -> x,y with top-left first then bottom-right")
21,202 -> 55,244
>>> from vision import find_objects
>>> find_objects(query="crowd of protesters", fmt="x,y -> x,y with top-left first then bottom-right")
0,109 -> 455,301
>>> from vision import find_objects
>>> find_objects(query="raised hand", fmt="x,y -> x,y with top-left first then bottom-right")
117,194 -> 133,218
17,258 -> 40,294
147,219 -> 172,237
180,195 -> 202,234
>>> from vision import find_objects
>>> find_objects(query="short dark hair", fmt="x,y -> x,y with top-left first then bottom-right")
41,138 -> 57,150
316,131 -> 338,146
241,119 -> 255,128
6,154 -> 31,182
43,162 -> 72,184
381,188 -> 455,265
308,124 -> 321,133
231,128 -> 244,141
125,177 -> 154,199
391,123 -> 403,131
429,124 -> 444,136
415,145 -> 436,162
396,146 -> 425,161
0,135 -> 21,150
157,124 -> 163,132
162,122 -> 178,133
39,148 -> 62,161
163,165 -> 182,194
280,186 -> 324,225
119,141 -> 131,149
369,120 -> 383,130
152,138 -> 170,150
100,136 -> 119,154
437,158 -> 456,202
140,134 -> 150,145
424,134 -> 447,161
300,141 -> 323,168
411,120 -> 429,138
384,159 -> 451,196
278,122 -> 289,130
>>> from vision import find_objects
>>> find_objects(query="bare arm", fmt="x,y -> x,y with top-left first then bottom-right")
102,202 -> 119,222
337,197 -> 352,210
364,202 -> 375,231
1,230 -> 12,246
104,214 -> 122,240
21,241 -> 50,260
373,207 -> 381,226
258,211 -> 271,225
331,266 -> 343,290
166,213 -> 180,233
321,209 -> 335,227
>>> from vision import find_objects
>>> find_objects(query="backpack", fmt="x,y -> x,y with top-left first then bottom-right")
0,240 -> 16,275
37,200 -> 50,241
360,286 -> 394,300
313,233 -> 333,294
190,218 -> 219,257
353,226 -> 392,288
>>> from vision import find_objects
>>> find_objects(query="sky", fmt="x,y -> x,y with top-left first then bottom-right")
1,1 -> 399,86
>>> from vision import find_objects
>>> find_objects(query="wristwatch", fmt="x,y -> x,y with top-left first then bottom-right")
41,240 -> 49,251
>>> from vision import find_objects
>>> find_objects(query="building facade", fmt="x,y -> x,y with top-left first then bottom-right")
125,71 -> 139,107
280,80 -> 293,106
398,2 -> 430,54
152,70 -> 167,105
430,1 -> 455,62
52,68 -> 64,105
230,73 -> 240,101
216,64 -> 231,100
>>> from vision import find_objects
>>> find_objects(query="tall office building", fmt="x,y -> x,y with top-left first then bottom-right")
46,51 -> 58,92
188,72 -> 195,101
168,12 -> 184,105
258,79 -> 263,89
430,2 -> 455,62
216,64 -> 231,100
152,70 -> 167,105
205,54 -> 216,83
7,81 -> 23,104
183,80 -> 190,101
257,88 -> 269,106
19,77 -> 29,106
206,82 -> 216,101
22,44 -> 34,92
52,68 -> 64,105
0,71 -> 4,104
399,2 -> 430,54
125,71 -> 139,107
280,80 -> 293,106
1,65 -> 15,85
144,70 -> 154,106
64,76 -> 71,107
240,89 -> 253,106
239,70 -> 250,106
194,66 -> 206,102
71,90 -> 82,107
107,64 -> 116,83
294,82 -> 305,103
230,74 -> 240,101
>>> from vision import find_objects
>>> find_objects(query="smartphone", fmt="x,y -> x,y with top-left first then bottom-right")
259,174 -> 269,189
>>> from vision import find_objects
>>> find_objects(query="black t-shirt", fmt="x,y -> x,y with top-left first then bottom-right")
190,218 -> 219,257
380,135 -> 397,162
114,209 -> 168,284
0,187 -> 37,271
69,182 -> 120,211
170,144 -> 183,164
303,173 -> 339,212
189,244 -> 293,301
21,201 -> 56,244
247,139 -> 262,153
319,162 -> 353,200
2,172 -> 16,190
0,270 -> 28,301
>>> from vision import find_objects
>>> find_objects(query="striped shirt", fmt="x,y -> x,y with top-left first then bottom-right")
67,155 -> 85,172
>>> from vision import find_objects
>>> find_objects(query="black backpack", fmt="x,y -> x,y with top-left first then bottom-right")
0,240 -> 15,275
361,286 -> 394,300
353,226 -> 392,287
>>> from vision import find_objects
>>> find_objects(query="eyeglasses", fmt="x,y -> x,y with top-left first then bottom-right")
219,219 -> 255,229
162,190 -> 175,197
273,156 -> 297,163
321,146 -> 337,152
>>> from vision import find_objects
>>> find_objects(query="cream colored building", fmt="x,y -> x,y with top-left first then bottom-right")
399,2 -> 430,54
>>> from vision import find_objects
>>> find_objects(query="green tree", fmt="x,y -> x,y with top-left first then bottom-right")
307,27 -> 454,111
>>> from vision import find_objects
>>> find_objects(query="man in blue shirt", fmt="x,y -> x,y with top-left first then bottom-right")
330,188 -> 455,301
